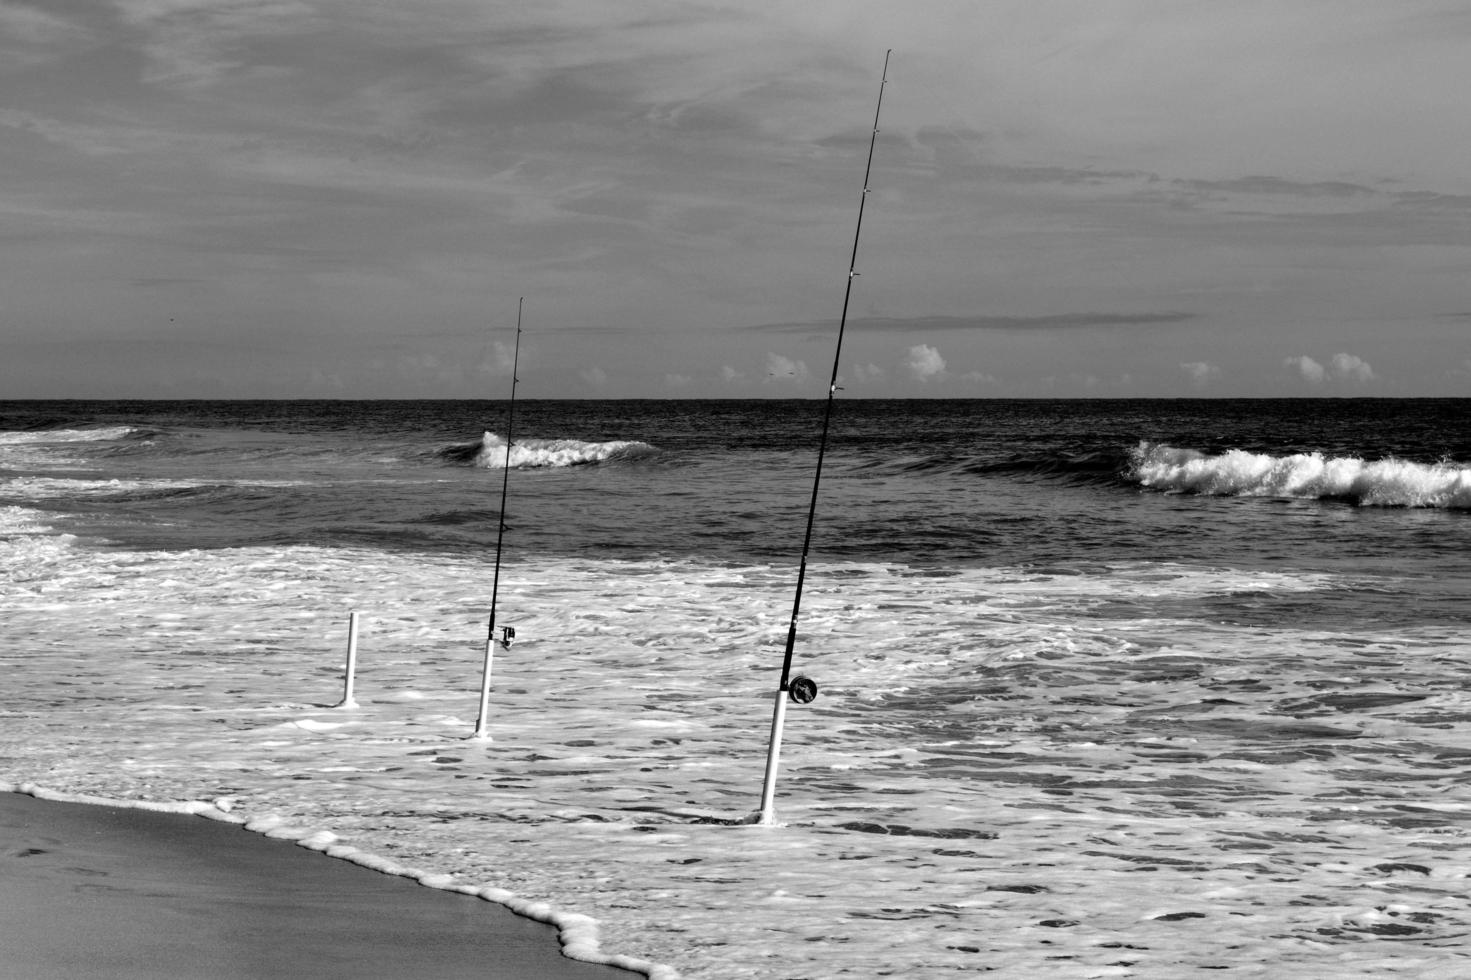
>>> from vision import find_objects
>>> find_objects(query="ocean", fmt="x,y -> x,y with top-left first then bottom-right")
3,397 -> 1470,979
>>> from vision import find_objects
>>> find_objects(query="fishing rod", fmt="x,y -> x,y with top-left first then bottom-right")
473,297 -> 523,740
754,51 -> 891,825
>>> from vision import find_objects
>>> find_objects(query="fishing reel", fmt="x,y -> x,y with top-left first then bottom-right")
787,675 -> 818,705
498,626 -> 516,649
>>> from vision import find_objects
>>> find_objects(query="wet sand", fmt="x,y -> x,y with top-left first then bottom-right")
0,791 -> 641,980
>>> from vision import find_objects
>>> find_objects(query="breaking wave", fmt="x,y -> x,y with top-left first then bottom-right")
1128,442 -> 1471,508
442,432 -> 657,469
0,426 -> 146,445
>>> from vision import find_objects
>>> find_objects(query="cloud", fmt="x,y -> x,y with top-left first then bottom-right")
664,373 -> 693,388
765,352 -> 809,384
1181,361 -> 1221,386
747,313 -> 1196,335
477,340 -> 516,377
906,344 -> 945,383
9,4 -> 1468,399
0,3 -> 92,60
1285,352 -> 1376,385
1285,355 -> 1327,384
1181,175 -> 1377,199
115,0 -> 322,89
1330,352 -> 1375,382
130,276 -> 204,287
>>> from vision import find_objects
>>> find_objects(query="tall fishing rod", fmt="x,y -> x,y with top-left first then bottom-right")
755,51 -> 891,825
473,297 -> 523,740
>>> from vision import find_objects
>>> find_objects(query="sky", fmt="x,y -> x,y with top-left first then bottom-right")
1,1 -> 1468,399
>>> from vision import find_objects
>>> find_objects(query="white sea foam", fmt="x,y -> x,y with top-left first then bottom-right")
3,476 -> 195,498
1,476 -> 312,499
1129,442 -> 1471,507
0,426 -> 147,470
0,426 -> 140,444
475,432 -> 653,468
6,521 -> 1471,977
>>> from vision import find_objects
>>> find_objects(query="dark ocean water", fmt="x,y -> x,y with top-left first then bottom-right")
6,398 -> 1469,622
5,398 -> 1470,564
4,398 -> 1471,978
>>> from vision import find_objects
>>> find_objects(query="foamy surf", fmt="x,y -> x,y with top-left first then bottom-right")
6,529 -> 1467,977
1129,441 -> 1471,508
472,432 -> 656,468
0,780 -> 676,980
0,426 -> 143,444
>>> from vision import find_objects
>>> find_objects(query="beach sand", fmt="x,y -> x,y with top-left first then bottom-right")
0,791 -> 641,980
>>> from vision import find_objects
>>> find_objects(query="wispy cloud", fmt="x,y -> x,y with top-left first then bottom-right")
477,340 -> 517,377
746,313 -> 1196,335
0,2 -> 93,62
114,0 -> 323,89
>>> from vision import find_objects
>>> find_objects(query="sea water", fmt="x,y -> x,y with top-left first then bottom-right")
2,398 -> 1470,979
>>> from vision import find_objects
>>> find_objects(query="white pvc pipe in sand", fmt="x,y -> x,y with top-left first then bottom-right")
335,612 -> 360,709
472,630 -> 495,739
755,689 -> 788,825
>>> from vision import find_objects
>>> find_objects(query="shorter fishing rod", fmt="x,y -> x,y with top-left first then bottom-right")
473,297 -> 523,740
754,51 -> 890,825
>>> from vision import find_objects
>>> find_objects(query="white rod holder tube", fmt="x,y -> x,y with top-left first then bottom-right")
755,689 -> 789,825
472,631 -> 495,739
336,612 -> 360,709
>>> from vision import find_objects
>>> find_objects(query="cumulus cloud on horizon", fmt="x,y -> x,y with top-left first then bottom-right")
1181,360 -> 1221,386
906,344 -> 945,382
765,351 -> 810,384
1285,352 -> 1376,384
1330,352 -> 1375,382
1285,354 -> 1327,383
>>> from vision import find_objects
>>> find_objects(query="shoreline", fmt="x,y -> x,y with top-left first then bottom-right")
0,789 -> 646,980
